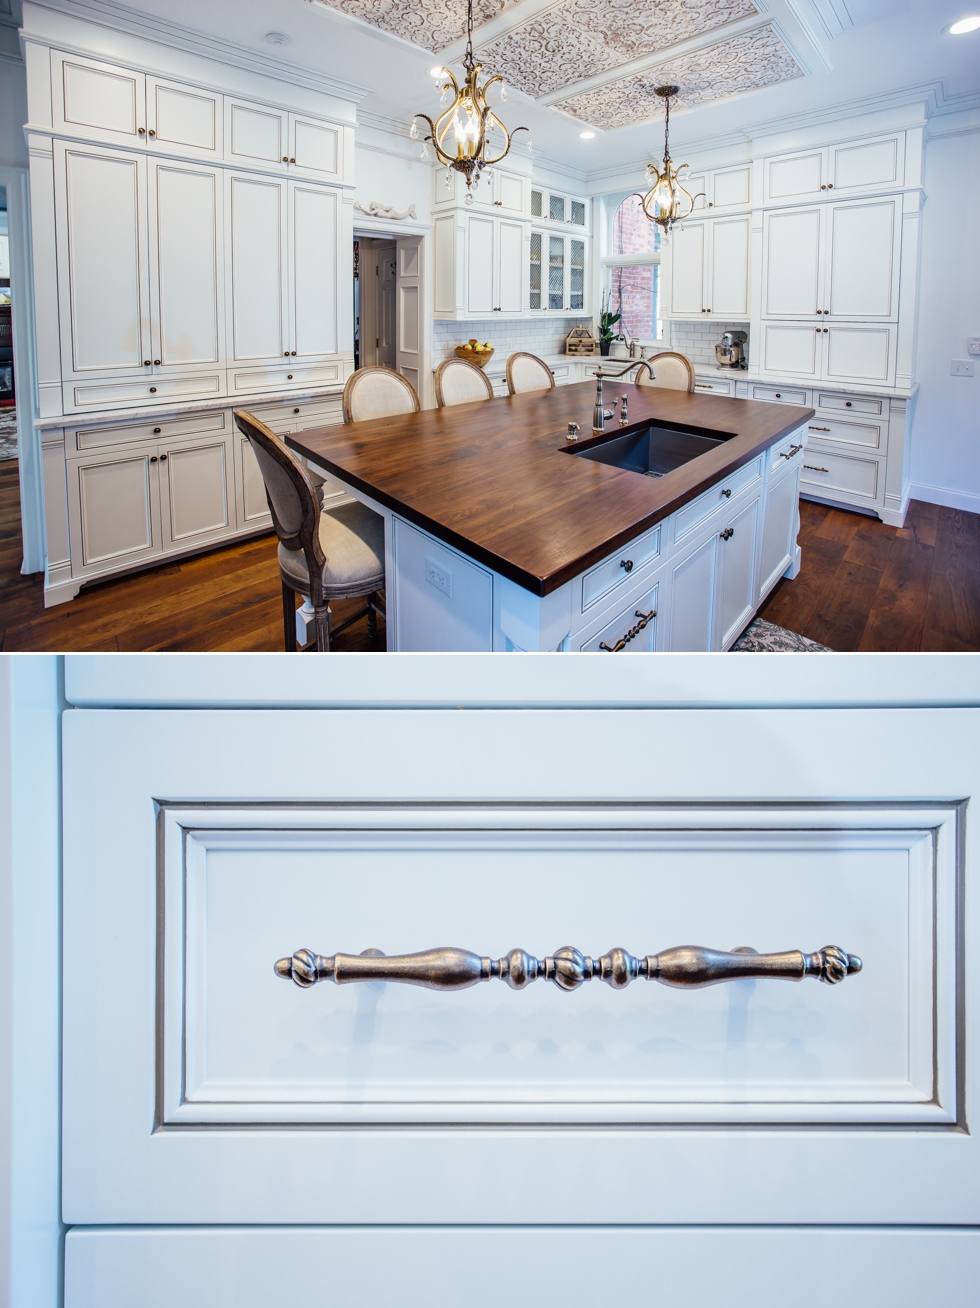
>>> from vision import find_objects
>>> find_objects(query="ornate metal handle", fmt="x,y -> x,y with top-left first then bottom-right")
275,943 -> 862,991
599,608 -> 656,652
779,443 -> 803,459
804,464 -> 829,473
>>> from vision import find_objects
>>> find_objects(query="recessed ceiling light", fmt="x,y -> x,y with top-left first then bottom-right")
950,15 -> 980,33
264,31 -> 291,46
579,130 -> 596,139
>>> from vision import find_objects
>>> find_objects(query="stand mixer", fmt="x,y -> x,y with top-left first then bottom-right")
715,330 -> 748,370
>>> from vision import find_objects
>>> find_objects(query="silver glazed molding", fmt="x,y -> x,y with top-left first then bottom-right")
275,944 -> 862,991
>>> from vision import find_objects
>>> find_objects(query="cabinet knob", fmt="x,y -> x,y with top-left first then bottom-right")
493,200 -> 502,206
148,129 -> 156,138
620,559 -> 633,573
293,407 -> 300,414
721,488 -> 732,498
820,184 -> 827,190
153,359 -> 161,365
775,392 -> 781,397
291,350 -> 297,355
138,127 -> 146,135
153,427 -> 161,434
720,527 -> 734,540
827,183 -> 833,188
822,328 -> 828,333
287,374 -> 293,380
282,156 -> 289,163
149,455 -> 157,463
284,351 -> 290,357
708,202 -> 713,207
143,360 -> 151,366
149,386 -> 157,392
845,401 -> 852,406
290,157 -> 296,164
159,453 -> 167,461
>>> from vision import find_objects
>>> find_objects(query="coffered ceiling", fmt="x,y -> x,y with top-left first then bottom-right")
322,0 -> 804,132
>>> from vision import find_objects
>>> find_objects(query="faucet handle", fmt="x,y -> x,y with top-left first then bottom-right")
566,422 -> 580,443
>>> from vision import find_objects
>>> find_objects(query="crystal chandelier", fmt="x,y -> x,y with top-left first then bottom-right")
410,0 -> 530,204
638,85 -> 703,235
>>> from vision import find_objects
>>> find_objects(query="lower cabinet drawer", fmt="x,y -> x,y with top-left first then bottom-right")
241,395 -> 343,435
551,364 -> 572,383
576,575 -> 662,652
815,391 -> 883,417
694,377 -> 736,396
751,384 -> 809,405
67,371 -> 225,411
230,362 -> 342,393
73,410 -> 227,453
580,522 -> 661,615
800,447 -> 881,502
768,425 -> 807,471
804,417 -> 885,452
673,456 -> 763,542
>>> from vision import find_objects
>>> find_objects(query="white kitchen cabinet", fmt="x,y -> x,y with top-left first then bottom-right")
763,197 -> 901,320
433,167 -> 526,215
158,431 -> 235,551
531,185 -> 588,228
758,442 -> 803,600
530,230 -> 587,312
236,433 -> 273,531
145,76 -> 222,160
462,214 -> 527,317
226,171 -> 288,366
667,215 -> 749,318
392,516 -> 494,651
288,181 -> 340,356
65,445 -> 162,576
51,50 -> 147,147
762,321 -> 897,386
224,97 -> 287,169
800,445 -> 882,507
575,572 -> 663,652
715,491 -> 761,649
687,163 -> 753,213
763,133 -> 906,204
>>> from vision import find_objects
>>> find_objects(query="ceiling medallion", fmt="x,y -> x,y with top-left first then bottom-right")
638,85 -> 703,236
410,0 -> 530,203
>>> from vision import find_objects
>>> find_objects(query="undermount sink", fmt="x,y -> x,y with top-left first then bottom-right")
565,423 -> 732,478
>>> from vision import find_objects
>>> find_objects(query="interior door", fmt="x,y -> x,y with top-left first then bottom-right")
377,242 -> 397,369
395,237 -> 423,397
55,142 -> 152,381
146,159 -> 224,375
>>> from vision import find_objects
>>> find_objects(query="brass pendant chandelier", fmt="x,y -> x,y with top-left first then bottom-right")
638,85 -> 703,235
410,0 -> 530,204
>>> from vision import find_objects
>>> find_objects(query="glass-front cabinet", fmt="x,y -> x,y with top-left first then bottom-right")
531,187 -> 588,228
530,231 -> 588,313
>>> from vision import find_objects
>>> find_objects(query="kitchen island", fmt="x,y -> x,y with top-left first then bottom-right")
285,381 -> 814,652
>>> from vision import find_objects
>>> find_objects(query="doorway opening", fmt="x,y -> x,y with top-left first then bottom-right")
0,187 -> 15,460
352,233 -> 425,401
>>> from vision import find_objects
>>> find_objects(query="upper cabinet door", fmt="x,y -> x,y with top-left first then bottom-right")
55,142 -> 152,381
708,164 -> 751,212
764,148 -> 826,204
145,77 -> 222,160
225,98 -> 288,171
494,171 -> 526,215
826,198 -> 900,320
465,215 -> 495,315
496,220 -> 525,315
288,114 -> 344,181
708,216 -> 749,317
669,222 -> 705,316
227,173 -> 288,363
51,51 -> 146,147
830,134 -> 906,196
288,181 -> 339,358
763,207 -> 823,317
146,160 -> 224,372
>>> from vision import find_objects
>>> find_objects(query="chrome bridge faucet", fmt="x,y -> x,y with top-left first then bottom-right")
592,359 -> 657,433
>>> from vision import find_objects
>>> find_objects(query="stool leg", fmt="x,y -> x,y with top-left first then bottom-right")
314,605 -> 331,652
281,580 -> 297,652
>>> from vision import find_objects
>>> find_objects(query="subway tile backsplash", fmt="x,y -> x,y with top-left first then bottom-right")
433,317 -> 592,361
668,320 -> 751,368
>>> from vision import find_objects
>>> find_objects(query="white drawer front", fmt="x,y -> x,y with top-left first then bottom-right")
73,410 -> 227,451
694,377 -> 736,396
768,425 -> 807,471
577,577 -> 661,652
231,363 -> 341,393
580,523 -> 661,614
751,384 -> 809,405
68,372 -> 224,410
673,456 -> 763,542
240,396 -> 343,435
805,417 -> 884,451
816,391 -> 884,417
801,447 -> 880,501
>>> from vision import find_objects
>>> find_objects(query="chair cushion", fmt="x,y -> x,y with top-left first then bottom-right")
278,500 -> 385,592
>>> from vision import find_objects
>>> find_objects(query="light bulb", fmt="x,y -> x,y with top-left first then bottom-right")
950,16 -> 980,33
429,66 -> 446,77
653,180 -> 674,212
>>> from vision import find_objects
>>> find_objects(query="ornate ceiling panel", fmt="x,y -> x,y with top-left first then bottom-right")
477,0 -> 759,99
554,25 -> 803,131
327,0 -> 513,55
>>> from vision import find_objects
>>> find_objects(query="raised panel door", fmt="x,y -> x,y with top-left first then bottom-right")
52,52 -> 145,146
225,99 -> 287,169
289,115 -> 341,179
827,199 -> 900,319
147,161 -> 223,371
433,215 -> 457,315
823,324 -> 895,386
831,135 -> 904,194
465,216 -> 495,315
763,208 -> 822,317
494,171 -> 525,214
710,165 -> 751,210
288,182 -> 338,358
763,323 -> 820,377
765,149 -> 825,202
496,220 -> 525,314
227,174 -> 288,363
56,143 -> 151,380
158,435 -> 233,550
667,528 -> 717,650
146,77 -> 221,159
236,434 -> 273,530
67,449 -> 160,574
758,464 -> 800,598
668,222 -> 705,315
709,215 -> 749,316
715,492 -> 760,649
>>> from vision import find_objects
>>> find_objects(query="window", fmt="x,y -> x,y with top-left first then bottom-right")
602,193 -> 663,340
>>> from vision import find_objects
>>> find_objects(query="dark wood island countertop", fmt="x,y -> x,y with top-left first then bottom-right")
284,381 -> 814,596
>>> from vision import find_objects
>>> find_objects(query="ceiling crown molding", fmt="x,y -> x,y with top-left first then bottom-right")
24,0 -> 373,101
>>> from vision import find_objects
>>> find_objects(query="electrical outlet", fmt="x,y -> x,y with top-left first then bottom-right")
968,337 -> 980,356
951,359 -> 975,377
424,555 -> 453,599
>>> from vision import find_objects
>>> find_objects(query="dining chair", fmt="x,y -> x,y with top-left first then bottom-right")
234,410 -> 385,652
342,365 -> 420,424
505,352 -> 556,395
434,357 -> 495,408
635,351 -> 696,393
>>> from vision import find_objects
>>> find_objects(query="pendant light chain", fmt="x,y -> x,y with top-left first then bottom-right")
637,85 -> 703,236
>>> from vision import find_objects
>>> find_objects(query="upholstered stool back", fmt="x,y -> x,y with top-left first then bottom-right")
635,351 -> 696,393
343,366 -> 420,424
435,357 -> 495,408
506,352 -> 556,395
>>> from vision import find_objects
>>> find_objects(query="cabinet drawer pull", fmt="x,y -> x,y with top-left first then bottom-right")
619,559 -> 633,572
599,608 -> 656,652
779,443 -> 803,459
804,464 -> 829,473
153,427 -> 161,434
149,386 -> 157,392
275,942 -> 862,993
287,374 -> 293,380
720,487 -> 731,498
720,527 -> 734,540
808,425 -> 830,431
293,407 -> 300,414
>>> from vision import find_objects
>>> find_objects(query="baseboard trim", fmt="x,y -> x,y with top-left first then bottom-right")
908,482 -> 980,515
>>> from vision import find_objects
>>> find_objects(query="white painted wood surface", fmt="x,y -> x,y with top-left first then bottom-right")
62,706 -> 980,1227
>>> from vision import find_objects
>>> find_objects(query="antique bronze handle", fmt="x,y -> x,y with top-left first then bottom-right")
275,943 -> 862,991
599,608 -> 656,652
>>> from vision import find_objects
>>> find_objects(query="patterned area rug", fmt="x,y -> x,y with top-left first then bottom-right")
0,408 -> 17,461
731,618 -> 832,652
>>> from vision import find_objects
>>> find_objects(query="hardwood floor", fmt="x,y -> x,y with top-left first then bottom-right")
2,459 -> 978,651
0,461 -> 385,652
758,496 -> 980,651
